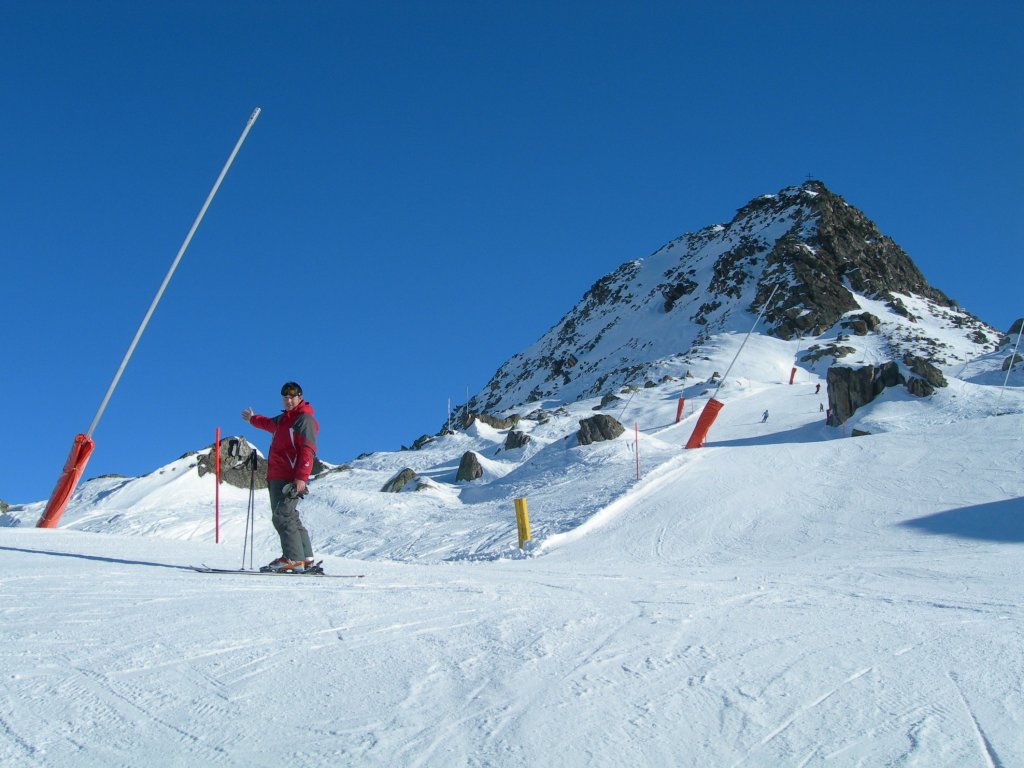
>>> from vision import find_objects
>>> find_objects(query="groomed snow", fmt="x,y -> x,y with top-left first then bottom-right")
2,335 -> 1023,767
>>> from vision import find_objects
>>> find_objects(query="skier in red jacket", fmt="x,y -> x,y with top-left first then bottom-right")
242,381 -> 319,572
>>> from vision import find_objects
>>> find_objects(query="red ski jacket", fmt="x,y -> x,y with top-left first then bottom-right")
249,400 -> 319,482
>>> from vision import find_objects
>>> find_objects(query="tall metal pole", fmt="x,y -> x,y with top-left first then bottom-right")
36,108 -> 261,530
713,283 -> 780,400
996,318 -> 1024,412
86,107 -> 261,438
686,283 -> 781,450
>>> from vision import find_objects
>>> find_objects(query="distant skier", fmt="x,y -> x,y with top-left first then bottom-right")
820,402 -> 825,412
242,381 -> 319,573
815,383 -> 821,394
761,409 -> 769,423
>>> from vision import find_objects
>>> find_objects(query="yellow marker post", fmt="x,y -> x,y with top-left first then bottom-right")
514,498 -> 531,549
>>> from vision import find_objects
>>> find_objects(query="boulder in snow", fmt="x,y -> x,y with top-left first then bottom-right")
196,437 -> 268,490
456,452 -> 484,482
503,430 -> 531,451
577,414 -> 625,445
462,412 -> 520,430
826,363 -> 904,426
381,468 -> 420,493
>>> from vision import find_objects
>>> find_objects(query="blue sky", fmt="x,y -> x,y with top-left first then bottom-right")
3,2 -> 1021,505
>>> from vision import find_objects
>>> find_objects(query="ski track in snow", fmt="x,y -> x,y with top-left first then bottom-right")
949,671 -> 1007,768
2,516 -> 1022,767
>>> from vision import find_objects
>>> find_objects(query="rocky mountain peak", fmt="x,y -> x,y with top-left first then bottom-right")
755,180 -> 953,339
461,181 -> 997,417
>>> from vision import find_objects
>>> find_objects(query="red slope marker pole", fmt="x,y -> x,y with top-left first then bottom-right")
36,108 -> 261,529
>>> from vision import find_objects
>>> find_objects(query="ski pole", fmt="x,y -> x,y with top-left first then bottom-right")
248,468 -> 255,570
242,451 -> 257,570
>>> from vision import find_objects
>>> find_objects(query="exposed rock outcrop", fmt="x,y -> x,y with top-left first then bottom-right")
903,353 -> 947,393
826,363 -> 904,426
503,430 -> 531,451
196,437 -> 268,490
456,452 -> 484,482
461,412 -> 520,430
826,354 -> 950,425
381,468 -> 420,493
408,434 -> 435,450
577,414 -> 625,445
762,183 -> 953,340
841,312 -> 882,336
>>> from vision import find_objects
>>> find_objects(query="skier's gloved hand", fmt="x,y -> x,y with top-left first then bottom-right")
282,482 -> 309,500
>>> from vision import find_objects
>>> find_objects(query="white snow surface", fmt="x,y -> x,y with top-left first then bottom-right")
3,334 -> 1024,767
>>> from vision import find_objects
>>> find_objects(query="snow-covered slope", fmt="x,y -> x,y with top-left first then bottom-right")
2,357 -> 1023,766
3,180 -> 1022,766
7,332 -> 1015,561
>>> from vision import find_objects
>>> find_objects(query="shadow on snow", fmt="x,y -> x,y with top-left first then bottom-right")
900,497 -> 1024,544
0,545 -> 195,571
707,421 -> 834,448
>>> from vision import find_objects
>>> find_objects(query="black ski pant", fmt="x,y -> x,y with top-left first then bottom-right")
267,480 -> 313,562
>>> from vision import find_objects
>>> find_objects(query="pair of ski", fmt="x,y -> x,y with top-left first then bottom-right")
192,563 -> 364,579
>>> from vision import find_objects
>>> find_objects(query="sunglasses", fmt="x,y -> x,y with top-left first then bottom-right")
281,388 -> 301,398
